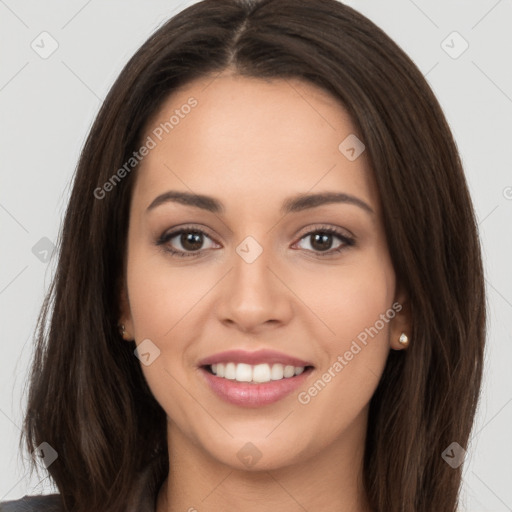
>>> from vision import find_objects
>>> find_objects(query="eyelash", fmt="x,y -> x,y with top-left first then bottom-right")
155,224 -> 355,259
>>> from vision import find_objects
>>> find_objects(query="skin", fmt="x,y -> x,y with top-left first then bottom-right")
119,71 -> 411,512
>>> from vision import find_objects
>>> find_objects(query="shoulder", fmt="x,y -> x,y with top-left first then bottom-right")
0,494 -> 64,512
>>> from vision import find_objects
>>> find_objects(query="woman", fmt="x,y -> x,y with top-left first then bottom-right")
1,0 -> 485,511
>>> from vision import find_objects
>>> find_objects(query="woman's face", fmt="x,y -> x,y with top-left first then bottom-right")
120,73 -> 409,471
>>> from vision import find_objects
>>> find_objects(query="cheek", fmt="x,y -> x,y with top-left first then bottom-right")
293,260 -> 394,435
325,270 -> 393,342
298,254 -> 395,345
125,245 -> 217,398
126,245 -> 203,339
298,251 -> 395,408
125,250 -> 203,417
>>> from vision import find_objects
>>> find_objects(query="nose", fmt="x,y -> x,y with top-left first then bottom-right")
215,239 -> 294,334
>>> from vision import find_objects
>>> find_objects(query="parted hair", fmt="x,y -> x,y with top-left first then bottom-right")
20,1 -> 486,511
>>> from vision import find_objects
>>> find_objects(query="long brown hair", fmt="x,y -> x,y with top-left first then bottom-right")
20,1 -> 486,511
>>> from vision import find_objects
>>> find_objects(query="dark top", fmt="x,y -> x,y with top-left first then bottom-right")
0,454 -> 164,512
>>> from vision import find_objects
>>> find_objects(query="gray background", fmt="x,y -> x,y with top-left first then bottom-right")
1,0 -> 511,510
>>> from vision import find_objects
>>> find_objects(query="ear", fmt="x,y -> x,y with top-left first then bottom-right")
117,277 -> 134,341
389,283 -> 412,351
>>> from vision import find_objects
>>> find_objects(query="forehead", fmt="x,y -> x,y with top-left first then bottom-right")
132,73 -> 378,214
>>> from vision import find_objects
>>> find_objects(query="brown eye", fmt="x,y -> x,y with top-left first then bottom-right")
156,227 -> 218,258
178,232 -> 204,251
309,232 -> 336,251
295,226 -> 355,256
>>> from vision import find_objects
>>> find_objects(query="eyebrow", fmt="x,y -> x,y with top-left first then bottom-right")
146,190 -> 374,215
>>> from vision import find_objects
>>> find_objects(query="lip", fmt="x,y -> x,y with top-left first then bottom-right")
199,365 -> 315,407
197,349 -> 314,368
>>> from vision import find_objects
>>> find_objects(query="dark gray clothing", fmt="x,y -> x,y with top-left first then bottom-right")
0,454 -> 163,512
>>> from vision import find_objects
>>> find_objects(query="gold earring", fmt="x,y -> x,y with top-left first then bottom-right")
398,332 -> 409,348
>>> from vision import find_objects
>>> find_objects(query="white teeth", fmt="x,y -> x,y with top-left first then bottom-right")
225,362 -> 236,380
283,365 -> 295,378
270,363 -> 284,380
235,363 -> 252,382
253,363 -> 271,383
209,362 -> 308,383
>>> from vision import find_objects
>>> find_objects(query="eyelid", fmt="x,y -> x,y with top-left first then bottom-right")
295,223 -> 355,241
156,224 -> 219,249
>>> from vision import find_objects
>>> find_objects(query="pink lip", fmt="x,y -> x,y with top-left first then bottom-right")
199,366 -> 314,407
197,349 -> 314,368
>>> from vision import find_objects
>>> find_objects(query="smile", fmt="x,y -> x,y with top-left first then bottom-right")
199,364 -> 315,407
207,362 -> 308,383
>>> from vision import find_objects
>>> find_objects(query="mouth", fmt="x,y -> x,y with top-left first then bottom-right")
198,362 -> 315,407
201,362 -> 315,384
196,348 -> 315,406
